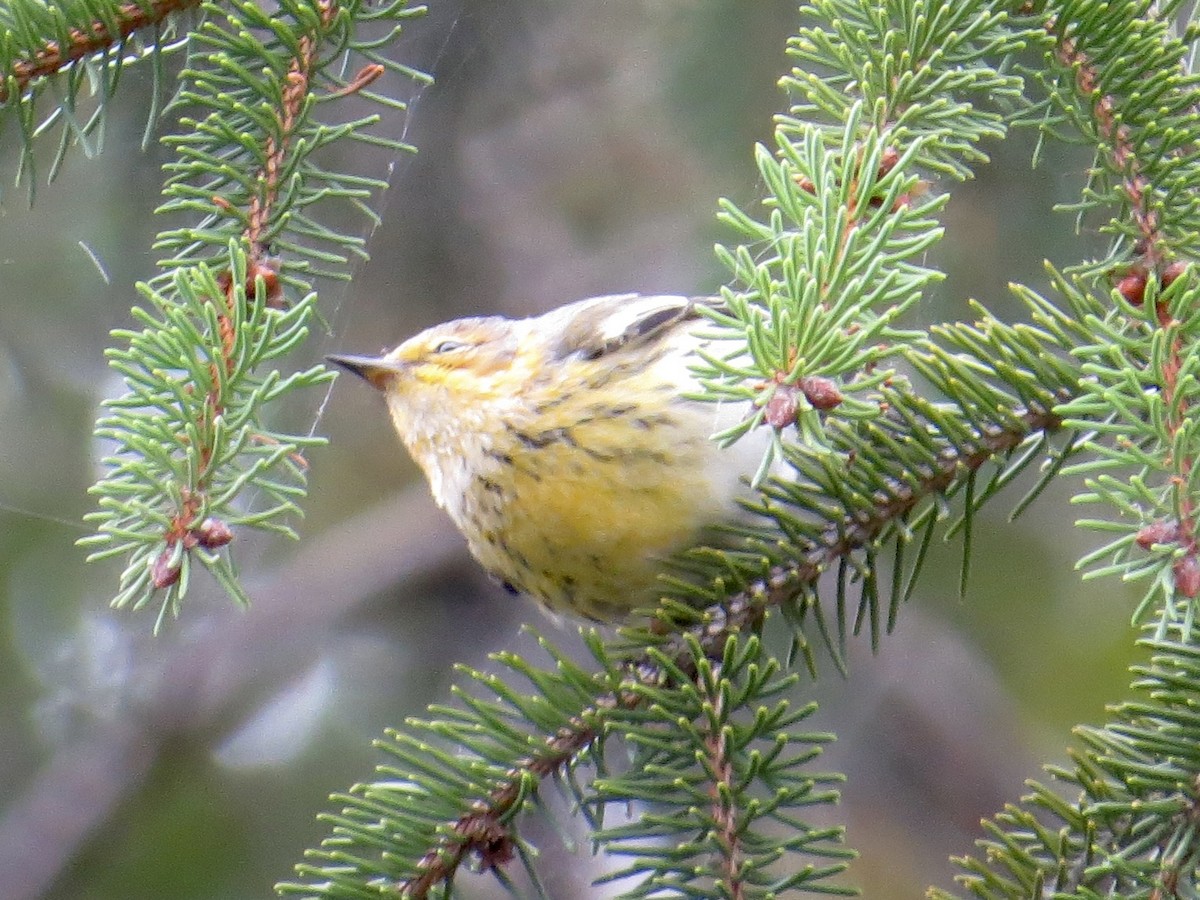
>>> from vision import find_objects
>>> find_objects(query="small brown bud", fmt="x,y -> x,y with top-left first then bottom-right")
794,175 -> 816,194
194,517 -> 234,549
892,179 -> 931,212
764,387 -> 799,429
246,258 -> 285,309
1174,554 -> 1200,598
1161,261 -> 1187,290
152,549 -> 181,589
460,814 -> 515,871
800,375 -> 843,411
1135,520 -> 1178,550
878,146 -> 900,177
1117,271 -> 1147,306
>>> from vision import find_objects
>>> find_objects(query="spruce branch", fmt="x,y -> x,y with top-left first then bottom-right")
1018,0 -> 1200,627
79,246 -> 332,627
934,0 -> 1200,895
155,0 -> 428,286
78,0 -> 429,623
707,685 -> 748,900
782,0 -> 1042,180
937,627 -> 1200,899
0,0 -> 200,197
285,630 -> 851,899
283,635 -> 635,898
398,654 -> 628,899
0,0 -> 197,104
632,399 -> 1068,681
591,634 -> 850,898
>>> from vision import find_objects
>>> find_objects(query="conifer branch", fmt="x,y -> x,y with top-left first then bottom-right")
0,0 -> 197,104
1026,0 -> 1200,622
290,381 -> 1068,899
123,0 -> 359,593
399,687 -> 631,898
245,0 -> 331,257
704,677 -> 747,900
639,401 -> 1066,674
0,0 -> 204,195
1051,14 -> 1200,600
935,1 -> 1200,895
78,0 -> 428,623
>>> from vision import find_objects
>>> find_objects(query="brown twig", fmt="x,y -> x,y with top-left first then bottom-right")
1054,23 -> 1161,259
245,0 -> 336,254
705,685 -> 745,900
401,701 -> 616,897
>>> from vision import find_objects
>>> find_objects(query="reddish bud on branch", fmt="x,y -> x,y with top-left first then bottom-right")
800,375 -> 844,411
152,550 -> 181,589
764,387 -> 800,429
246,257 -> 285,309
1135,520 -> 1179,550
878,146 -> 900,177
1174,554 -> 1200,599
1161,260 -> 1187,290
459,814 -> 515,871
194,518 -> 234,549
1117,271 -> 1147,306
793,174 -> 816,194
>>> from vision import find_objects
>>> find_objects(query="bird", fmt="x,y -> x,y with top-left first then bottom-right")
327,293 -> 761,622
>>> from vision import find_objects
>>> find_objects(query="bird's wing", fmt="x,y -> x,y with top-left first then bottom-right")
549,293 -> 716,362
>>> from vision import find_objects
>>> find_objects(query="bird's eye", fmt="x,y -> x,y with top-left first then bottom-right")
432,340 -> 467,354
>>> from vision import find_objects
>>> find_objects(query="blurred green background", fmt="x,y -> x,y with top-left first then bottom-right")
0,2 -> 1139,897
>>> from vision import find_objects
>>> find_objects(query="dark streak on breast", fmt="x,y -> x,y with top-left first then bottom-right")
514,427 -> 578,450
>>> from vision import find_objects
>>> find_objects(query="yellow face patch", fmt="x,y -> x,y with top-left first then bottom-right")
389,319 -> 521,394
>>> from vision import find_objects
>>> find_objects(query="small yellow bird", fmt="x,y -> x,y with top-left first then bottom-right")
328,293 -> 759,622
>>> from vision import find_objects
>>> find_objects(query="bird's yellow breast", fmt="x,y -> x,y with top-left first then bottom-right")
461,393 -> 726,619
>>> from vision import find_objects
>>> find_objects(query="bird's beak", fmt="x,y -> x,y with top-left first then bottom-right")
326,353 -> 404,391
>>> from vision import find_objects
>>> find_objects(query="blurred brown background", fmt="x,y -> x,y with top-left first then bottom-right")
0,1 -> 1139,897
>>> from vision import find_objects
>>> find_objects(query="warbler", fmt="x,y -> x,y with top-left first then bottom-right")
328,293 -> 759,622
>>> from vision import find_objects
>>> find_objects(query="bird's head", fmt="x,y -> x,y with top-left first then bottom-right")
328,316 -> 526,448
